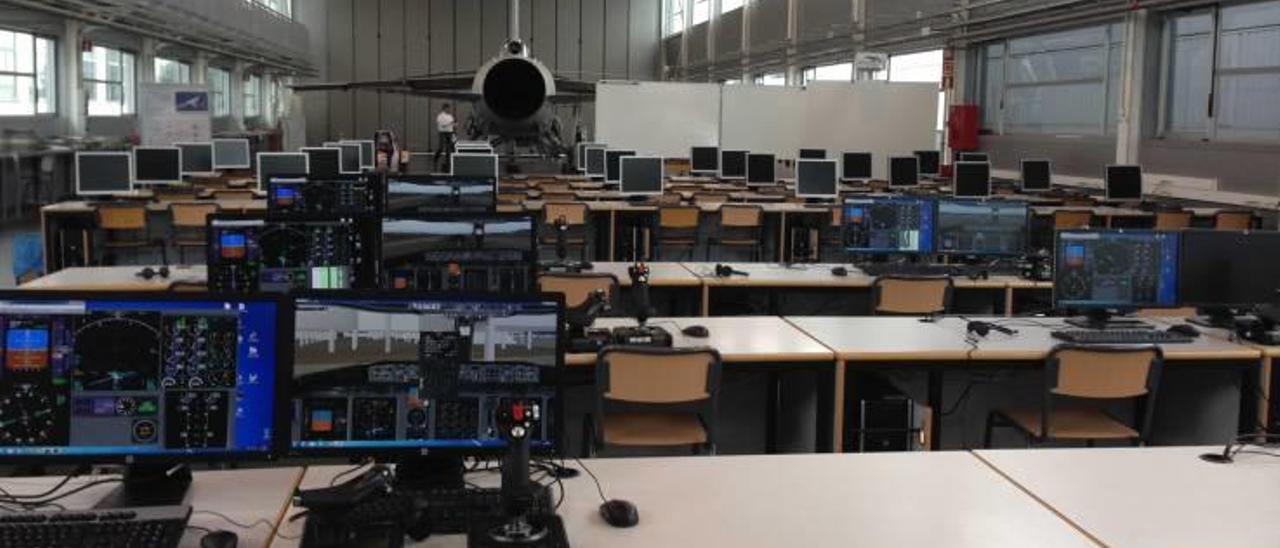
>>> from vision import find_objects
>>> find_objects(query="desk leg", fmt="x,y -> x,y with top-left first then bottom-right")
1261,358 -> 1273,435
700,284 -> 710,317
778,212 -> 788,262
928,370 -> 942,450
1004,287 -> 1014,317
833,359 -> 846,453
765,372 -> 780,453
608,210 -> 616,261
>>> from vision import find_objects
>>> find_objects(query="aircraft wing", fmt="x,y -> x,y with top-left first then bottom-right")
290,75 -> 479,101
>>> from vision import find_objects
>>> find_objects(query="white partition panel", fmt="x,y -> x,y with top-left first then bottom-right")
596,81 -> 722,158
718,85 -> 806,159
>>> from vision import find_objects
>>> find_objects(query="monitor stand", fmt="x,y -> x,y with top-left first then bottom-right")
624,194 -> 652,204
93,463 -> 193,509
394,454 -> 465,491
1063,310 -> 1152,330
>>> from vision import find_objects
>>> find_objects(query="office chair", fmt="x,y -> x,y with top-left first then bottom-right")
95,202 -> 153,266
1153,209 -> 1193,230
210,189 -> 256,201
710,204 -> 764,261
584,346 -> 722,457
656,205 -> 701,260
1052,210 -> 1094,230
1214,210 -> 1254,230
168,202 -> 220,264
870,275 -> 953,315
985,345 -> 1163,448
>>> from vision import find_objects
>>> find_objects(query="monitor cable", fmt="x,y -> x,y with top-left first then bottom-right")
1200,434 -> 1280,464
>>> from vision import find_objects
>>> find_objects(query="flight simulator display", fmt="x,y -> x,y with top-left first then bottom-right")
385,174 -> 496,215
206,215 -> 378,293
290,294 -> 562,452
382,215 -> 537,293
936,200 -> 1028,256
843,197 -> 935,254
266,175 -> 382,216
1054,230 -> 1180,310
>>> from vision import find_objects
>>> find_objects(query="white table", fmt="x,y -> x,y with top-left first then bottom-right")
975,446 -> 1280,548
285,453 -> 1096,547
0,466 -> 303,548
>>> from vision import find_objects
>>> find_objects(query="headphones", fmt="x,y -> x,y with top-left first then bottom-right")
714,264 -> 749,277
135,266 -> 170,280
966,320 -> 1017,338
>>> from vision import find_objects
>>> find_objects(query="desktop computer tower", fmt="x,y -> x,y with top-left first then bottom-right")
848,372 -> 924,452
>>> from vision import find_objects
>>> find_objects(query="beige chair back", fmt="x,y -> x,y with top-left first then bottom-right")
538,273 -> 619,308
1050,347 -> 1158,399
1053,210 -> 1093,230
97,204 -> 147,230
872,276 -> 952,315
543,202 -> 588,226
212,189 -> 256,201
497,192 -> 526,204
659,206 -> 700,229
169,202 -> 220,228
720,205 -> 762,227
1153,210 -> 1192,230
600,349 -> 717,404
1215,211 -> 1253,230
693,192 -> 730,206
539,182 -> 572,194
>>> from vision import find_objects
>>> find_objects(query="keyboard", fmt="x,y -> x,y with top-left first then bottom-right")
0,505 -> 190,548
412,486 -> 552,535
1050,329 -> 1194,345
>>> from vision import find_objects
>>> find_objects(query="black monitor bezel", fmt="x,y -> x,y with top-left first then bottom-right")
841,152 -> 873,180
1105,165 -> 1143,201
1052,229 -> 1181,311
1020,159 -> 1053,192
935,198 -> 1029,257
888,156 -> 920,187
378,211 -> 540,294
1178,229 -> 1280,309
914,150 -> 941,176
690,146 -> 720,173
746,153 -> 776,185
952,161 -> 992,198
206,211 -> 382,290
285,290 -> 566,459
0,290 -> 293,464
719,150 -> 748,179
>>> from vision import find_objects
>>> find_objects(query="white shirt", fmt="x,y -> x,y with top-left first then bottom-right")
436,111 -> 456,133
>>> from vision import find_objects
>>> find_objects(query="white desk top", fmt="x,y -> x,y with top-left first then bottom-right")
0,467 -> 303,548
21,265 -> 207,291
683,262 -> 1018,290
580,262 -> 701,287
975,446 -> 1280,548
289,453 -> 1094,548
569,316 -> 834,366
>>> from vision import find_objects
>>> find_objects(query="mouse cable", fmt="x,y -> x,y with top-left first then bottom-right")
0,465 -> 91,502
571,458 -> 609,503
0,478 -> 121,509
193,509 -> 276,531
328,457 -> 375,486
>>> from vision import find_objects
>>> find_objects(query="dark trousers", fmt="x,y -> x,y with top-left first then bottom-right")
434,131 -> 455,171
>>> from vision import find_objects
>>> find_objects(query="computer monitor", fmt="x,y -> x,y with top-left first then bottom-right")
257,152 -> 309,191
452,153 -> 499,178
690,146 -> 719,174
620,156 -> 664,196
576,142 -> 603,172
605,150 -> 636,183
746,153 -> 775,185
842,197 -> 936,254
914,150 -> 941,176
1021,159 -> 1052,192
290,292 -> 562,455
326,142 -> 362,175
381,214 -> 537,293
936,200 -> 1028,256
385,174 -> 496,215
1179,229 -> 1280,310
206,214 -> 379,292
267,175 -> 380,216
341,140 -> 376,170
953,161 -> 991,198
1106,165 -> 1143,201
133,147 -> 182,184
1054,230 -> 1180,312
888,156 -> 919,187
796,159 -> 838,199
302,147 -> 342,180
213,138 -> 252,170
799,149 -> 827,160
584,146 -> 607,178
959,152 -> 989,163
176,142 -> 215,176
841,152 -> 872,181
75,152 -> 133,196
720,150 -> 748,180
0,291 -> 288,482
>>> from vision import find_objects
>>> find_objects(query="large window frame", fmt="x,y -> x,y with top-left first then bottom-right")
246,0 -> 291,19
83,45 -> 136,117
665,0 -> 687,36
208,67 -> 231,117
244,73 -> 261,118
0,28 -> 56,116
155,57 -> 191,84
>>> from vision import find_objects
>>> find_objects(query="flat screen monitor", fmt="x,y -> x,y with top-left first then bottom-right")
842,197 -> 935,254
799,149 -> 827,160
1021,159 -> 1052,192
302,147 -> 342,180
326,143 -> 362,174
953,161 -> 992,198
452,154 -> 499,178
206,214 -> 377,292
605,150 -> 635,183
290,293 -> 563,455
584,146 -> 607,178
133,147 -> 182,184
795,159 -> 838,199
620,156 -> 664,195
936,200 -> 1028,256
0,291 -> 289,462
212,139 -> 252,170
257,153 -> 309,191
959,152 -> 989,163
341,140 -> 376,169
720,150 -> 748,179
1106,165 -> 1143,201
888,156 -> 919,187
576,142 -> 602,172
746,154 -> 775,185
385,175 -> 496,215
76,152 -> 133,196
381,214 -> 537,293
914,150 -> 941,176
690,146 -> 719,174
1179,230 -> 1280,309
176,142 -> 214,176
1054,230 -> 1180,310
841,152 -> 872,180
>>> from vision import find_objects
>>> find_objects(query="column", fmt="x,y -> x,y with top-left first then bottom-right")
230,60 -> 247,131
60,19 -> 85,136
192,51 -> 209,85
139,38 -> 157,84
1115,9 -> 1150,165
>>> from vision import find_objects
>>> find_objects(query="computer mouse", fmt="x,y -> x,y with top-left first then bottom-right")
831,266 -> 849,277
1168,324 -> 1201,338
599,499 -> 639,528
201,530 -> 238,548
681,325 -> 709,338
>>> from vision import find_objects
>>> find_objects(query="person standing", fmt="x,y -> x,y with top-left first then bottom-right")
433,103 -> 456,172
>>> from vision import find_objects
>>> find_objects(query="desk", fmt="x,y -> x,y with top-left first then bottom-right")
975,446 -> 1280,547
785,316 -> 1262,449
284,453 -> 1096,548
0,467 -> 303,548
21,265 -> 207,291
575,262 -> 701,287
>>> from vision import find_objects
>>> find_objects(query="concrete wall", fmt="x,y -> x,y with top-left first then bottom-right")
1142,140 -> 1280,196
297,0 -> 663,150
